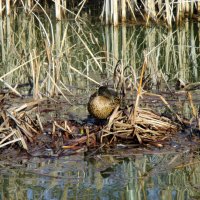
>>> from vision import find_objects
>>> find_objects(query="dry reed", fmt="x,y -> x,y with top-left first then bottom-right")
101,57 -> 182,146
102,106 -> 180,146
0,1 -> 199,27
0,96 -> 44,150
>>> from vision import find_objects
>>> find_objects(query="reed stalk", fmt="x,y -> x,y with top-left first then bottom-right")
0,138 -> 23,149
198,1 -> 200,13
0,17 -> 4,61
185,1 -> 189,14
121,0 -> 126,22
105,26 -> 110,60
30,50 -> 41,99
0,0 -> 2,16
61,0 -> 66,17
0,77 -> 21,96
165,0 -> 172,27
27,0 -> 32,10
157,0 -> 162,11
75,0 -> 87,20
122,25 -> 126,60
190,0 -> 194,17
127,0 -> 136,21
131,54 -> 147,124
113,0 -> 118,26
105,0 -> 109,24
113,27 -> 119,64
145,0 -> 156,23
0,0 -> 200,26
55,0 -> 61,20
6,0 -> 10,16
177,0 -> 184,24
190,22 -> 198,78
177,28 -> 187,80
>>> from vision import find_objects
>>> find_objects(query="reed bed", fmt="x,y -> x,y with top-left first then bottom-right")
1,11 -> 200,98
0,72 -> 199,152
0,55 -> 190,152
0,1 -> 200,27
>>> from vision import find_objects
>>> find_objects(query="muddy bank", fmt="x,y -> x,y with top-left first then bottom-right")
0,87 -> 200,161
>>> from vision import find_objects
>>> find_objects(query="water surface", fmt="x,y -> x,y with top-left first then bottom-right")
0,148 -> 200,200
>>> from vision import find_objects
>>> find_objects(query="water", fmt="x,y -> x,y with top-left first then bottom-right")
0,149 -> 200,200
0,11 -> 200,200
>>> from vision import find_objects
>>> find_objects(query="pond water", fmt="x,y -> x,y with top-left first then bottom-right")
1,11 -> 200,200
0,148 -> 200,200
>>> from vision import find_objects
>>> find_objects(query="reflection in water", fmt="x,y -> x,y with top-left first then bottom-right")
0,150 -> 200,200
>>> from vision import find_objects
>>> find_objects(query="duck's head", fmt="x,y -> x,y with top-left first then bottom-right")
97,86 -> 118,99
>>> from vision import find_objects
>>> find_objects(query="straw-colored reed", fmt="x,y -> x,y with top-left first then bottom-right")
0,1 -> 200,27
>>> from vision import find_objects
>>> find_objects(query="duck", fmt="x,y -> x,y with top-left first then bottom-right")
88,86 -> 120,119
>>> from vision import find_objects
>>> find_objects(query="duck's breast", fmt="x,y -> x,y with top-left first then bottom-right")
88,96 -> 117,119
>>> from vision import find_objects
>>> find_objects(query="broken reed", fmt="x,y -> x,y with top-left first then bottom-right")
1,1 -> 200,27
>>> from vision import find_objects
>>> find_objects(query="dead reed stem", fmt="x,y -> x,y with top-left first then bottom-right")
102,105 -> 180,145
75,0 -> 87,20
105,0 -> 110,24
0,0 -> 200,27
121,0 -> 126,22
0,0 -> 3,16
126,0 -> 137,21
30,50 -> 41,99
113,0 -> 118,26
27,0 -> 32,9
6,0 -> 10,16
55,0 -> 61,20
187,92 -> 197,118
0,55 -> 42,80
131,54 -> 147,124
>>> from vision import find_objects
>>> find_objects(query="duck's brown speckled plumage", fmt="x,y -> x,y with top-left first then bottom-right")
88,86 -> 120,119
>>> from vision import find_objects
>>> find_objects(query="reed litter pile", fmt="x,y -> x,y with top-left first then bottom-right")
0,95 -> 43,150
104,58 -> 183,147
102,105 -> 181,147
0,94 -> 100,154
